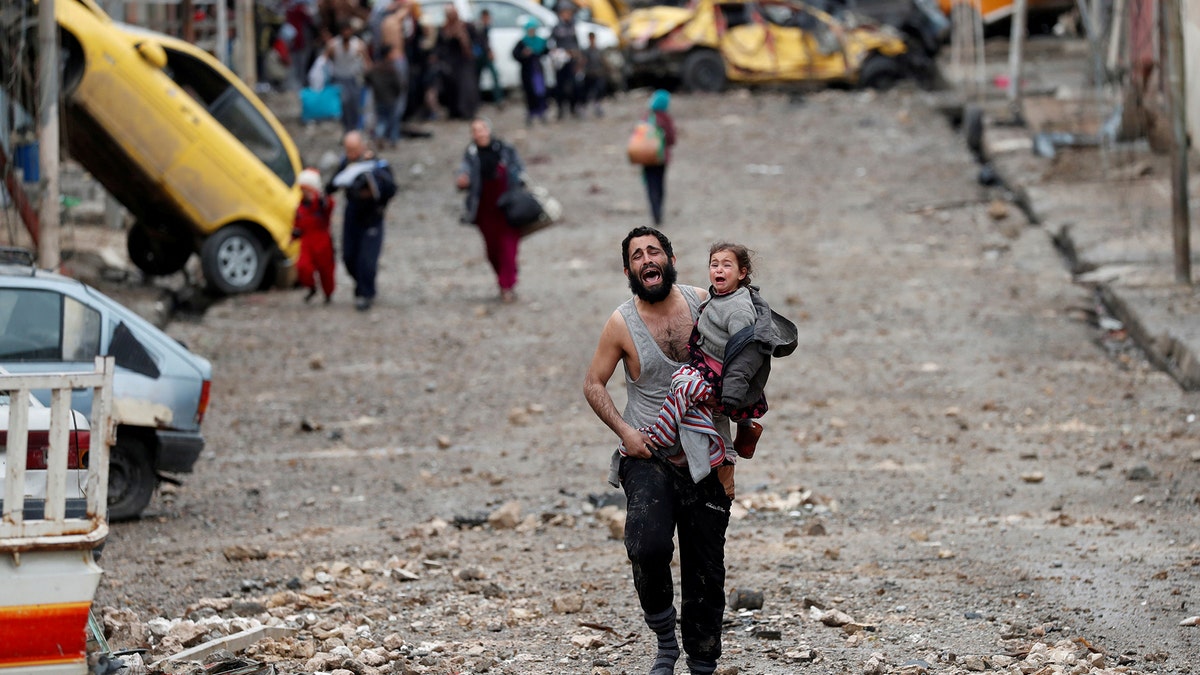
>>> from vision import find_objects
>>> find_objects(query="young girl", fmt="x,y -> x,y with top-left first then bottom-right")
293,168 -> 336,304
621,243 -> 791,484
691,242 -> 765,458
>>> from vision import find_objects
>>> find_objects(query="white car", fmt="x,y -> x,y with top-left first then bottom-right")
416,0 -> 624,91
0,392 -> 91,520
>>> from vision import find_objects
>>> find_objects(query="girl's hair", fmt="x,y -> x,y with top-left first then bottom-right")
709,242 -> 754,288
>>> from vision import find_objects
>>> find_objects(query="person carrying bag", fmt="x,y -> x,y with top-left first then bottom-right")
631,89 -> 675,226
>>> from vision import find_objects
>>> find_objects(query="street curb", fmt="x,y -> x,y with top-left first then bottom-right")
1098,284 -> 1200,391
971,110 -> 1200,392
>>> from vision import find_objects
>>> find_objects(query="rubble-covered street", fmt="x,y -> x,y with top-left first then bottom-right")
82,85 -> 1199,674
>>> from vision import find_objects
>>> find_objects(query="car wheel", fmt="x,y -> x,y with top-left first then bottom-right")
201,224 -> 267,295
860,54 -> 903,91
681,50 -> 727,93
127,223 -> 193,276
108,437 -> 156,521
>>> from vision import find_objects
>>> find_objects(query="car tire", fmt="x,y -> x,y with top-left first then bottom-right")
108,437 -> 156,521
201,224 -> 267,295
127,223 -> 193,276
681,50 -> 727,93
860,54 -> 903,91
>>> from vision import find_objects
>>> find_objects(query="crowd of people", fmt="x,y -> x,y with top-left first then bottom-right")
243,0 -> 609,138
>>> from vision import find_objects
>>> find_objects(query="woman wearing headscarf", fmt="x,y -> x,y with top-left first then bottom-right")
512,18 -> 549,126
642,89 -> 676,225
454,117 -> 526,303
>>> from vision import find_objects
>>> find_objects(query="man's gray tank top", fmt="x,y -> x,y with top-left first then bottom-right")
619,285 -> 702,429
608,286 -> 730,486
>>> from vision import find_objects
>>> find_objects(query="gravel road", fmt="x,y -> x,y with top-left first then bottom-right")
88,85 -> 1199,675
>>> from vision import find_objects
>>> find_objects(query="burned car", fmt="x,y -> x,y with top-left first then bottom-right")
621,0 -> 916,92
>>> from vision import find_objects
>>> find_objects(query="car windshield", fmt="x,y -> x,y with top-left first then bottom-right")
163,49 -> 296,187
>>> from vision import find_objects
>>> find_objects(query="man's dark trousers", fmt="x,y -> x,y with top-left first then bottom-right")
620,456 -> 731,663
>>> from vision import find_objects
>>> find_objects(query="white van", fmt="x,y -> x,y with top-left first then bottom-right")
416,0 -> 624,90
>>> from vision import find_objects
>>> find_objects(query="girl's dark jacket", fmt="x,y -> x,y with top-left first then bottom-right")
717,286 -> 798,411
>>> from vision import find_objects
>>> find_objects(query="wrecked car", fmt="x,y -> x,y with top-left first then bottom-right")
0,251 -> 212,520
812,0 -> 949,56
620,0 -> 914,92
0,0 -> 303,295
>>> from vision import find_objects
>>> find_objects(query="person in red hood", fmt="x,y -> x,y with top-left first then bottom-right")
294,168 -> 336,304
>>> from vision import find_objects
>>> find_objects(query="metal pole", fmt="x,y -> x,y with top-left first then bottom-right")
1006,0 -> 1028,117
38,0 -> 60,271
216,0 -> 229,66
1162,0 -> 1191,284
236,0 -> 257,85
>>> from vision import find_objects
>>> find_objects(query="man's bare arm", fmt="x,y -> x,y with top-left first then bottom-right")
583,311 -> 652,458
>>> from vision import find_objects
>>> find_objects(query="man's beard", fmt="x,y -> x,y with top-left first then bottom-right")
628,261 -> 678,303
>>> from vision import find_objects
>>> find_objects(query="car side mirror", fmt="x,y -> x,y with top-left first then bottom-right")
136,40 -> 168,69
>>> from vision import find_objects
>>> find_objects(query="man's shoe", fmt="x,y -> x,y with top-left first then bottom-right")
355,297 -> 372,312
733,421 -> 763,459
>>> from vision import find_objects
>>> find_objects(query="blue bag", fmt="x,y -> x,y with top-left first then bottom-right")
300,85 -> 342,123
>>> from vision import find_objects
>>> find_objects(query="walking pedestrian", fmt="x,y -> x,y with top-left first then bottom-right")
326,131 -> 397,311
365,48 -> 403,148
549,4 -> 581,119
454,117 -> 526,303
513,19 -> 549,126
323,21 -> 371,132
474,9 -> 504,105
375,0 -> 413,138
641,89 -> 676,225
437,5 -> 480,119
583,226 -> 734,675
284,0 -> 320,91
294,168 -> 337,304
581,31 -> 607,117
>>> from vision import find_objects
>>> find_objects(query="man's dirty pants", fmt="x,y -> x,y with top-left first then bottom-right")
620,456 -> 731,663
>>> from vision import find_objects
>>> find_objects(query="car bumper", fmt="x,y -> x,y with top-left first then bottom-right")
155,430 -> 205,473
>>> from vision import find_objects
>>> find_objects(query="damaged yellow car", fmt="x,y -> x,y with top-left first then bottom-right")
621,0 -> 914,91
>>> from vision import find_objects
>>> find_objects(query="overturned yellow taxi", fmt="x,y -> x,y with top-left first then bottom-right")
621,0 -> 913,91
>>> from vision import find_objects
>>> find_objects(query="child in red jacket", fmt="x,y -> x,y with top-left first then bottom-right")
295,168 -> 336,303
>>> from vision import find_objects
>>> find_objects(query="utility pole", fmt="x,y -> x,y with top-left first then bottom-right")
236,0 -> 256,85
38,0 -> 60,271
216,0 -> 230,66
1162,0 -> 1191,284
1006,0 -> 1028,120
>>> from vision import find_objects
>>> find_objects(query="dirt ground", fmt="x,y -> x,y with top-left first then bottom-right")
75,85 -> 1200,674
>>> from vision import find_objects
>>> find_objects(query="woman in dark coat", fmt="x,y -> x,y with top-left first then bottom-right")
454,117 -> 526,303
512,19 -> 549,126
437,5 -> 480,119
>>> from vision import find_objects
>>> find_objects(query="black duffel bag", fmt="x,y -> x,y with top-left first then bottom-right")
497,185 -> 543,229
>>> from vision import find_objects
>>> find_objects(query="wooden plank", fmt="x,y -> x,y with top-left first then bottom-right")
155,626 -> 298,666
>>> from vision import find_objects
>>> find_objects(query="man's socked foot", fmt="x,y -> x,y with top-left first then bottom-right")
645,607 -> 679,675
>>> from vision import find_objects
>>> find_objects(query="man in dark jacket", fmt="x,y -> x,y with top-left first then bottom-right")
327,131 -> 397,311
549,4 -> 581,119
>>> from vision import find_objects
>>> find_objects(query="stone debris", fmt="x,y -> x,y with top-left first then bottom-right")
91,497 -> 1162,675
486,501 -> 522,529
735,487 -> 838,514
